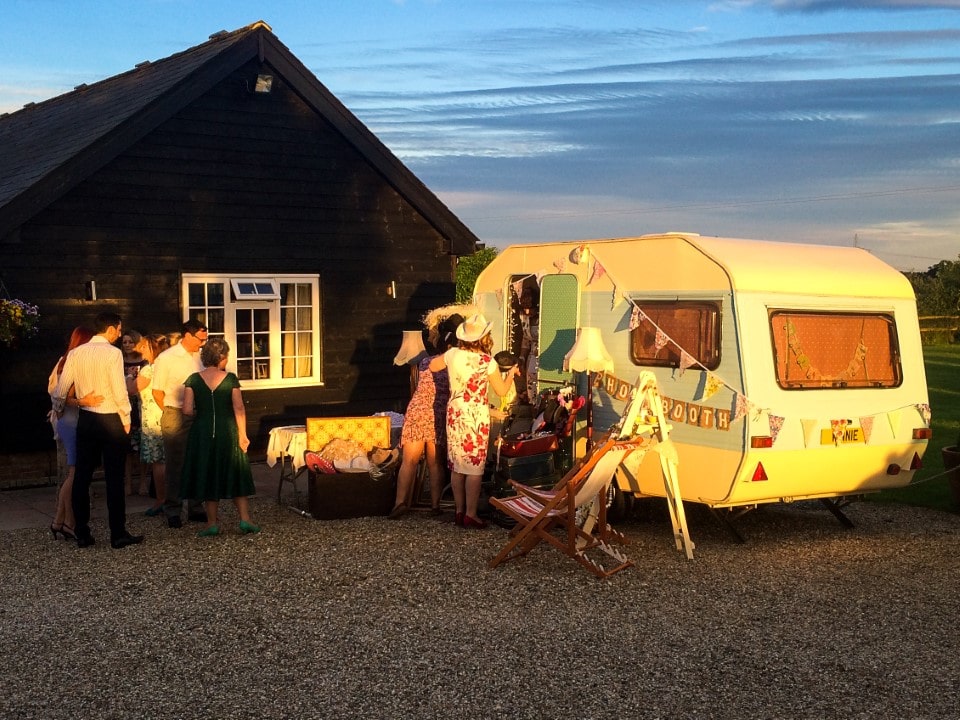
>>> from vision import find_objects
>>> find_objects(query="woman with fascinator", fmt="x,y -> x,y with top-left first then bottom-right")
389,311 -> 465,519
429,313 -> 519,528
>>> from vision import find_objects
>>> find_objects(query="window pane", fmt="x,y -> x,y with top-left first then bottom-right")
237,312 -> 251,332
255,282 -> 274,294
630,301 -> 721,370
253,308 -> 270,332
207,309 -> 224,334
207,283 -> 224,307
297,307 -> 312,330
297,284 -> 311,305
771,312 -> 901,389
236,282 -> 255,295
236,359 -> 253,381
188,283 -> 206,306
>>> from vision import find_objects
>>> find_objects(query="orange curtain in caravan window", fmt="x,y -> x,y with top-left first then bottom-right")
771,311 -> 900,389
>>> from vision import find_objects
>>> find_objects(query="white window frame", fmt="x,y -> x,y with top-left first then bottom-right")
230,278 -> 280,300
181,273 -> 323,390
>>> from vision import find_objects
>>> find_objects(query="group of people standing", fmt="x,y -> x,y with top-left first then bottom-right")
389,310 -> 519,528
48,312 -> 259,548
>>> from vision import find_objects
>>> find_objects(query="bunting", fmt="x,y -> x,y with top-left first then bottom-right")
678,350 -> 696,377
801,418 -> 819,448
859,415 -> 874,444
916,403 -> 931,427
703,373 -> 724,402
629,305 -> 642,331
588,259 -> 606,286
830,419 -> 849,446
494,288 -> 503,309
654,328 -> 669,353
553,258 -> 566,273
768,414 -> 785,445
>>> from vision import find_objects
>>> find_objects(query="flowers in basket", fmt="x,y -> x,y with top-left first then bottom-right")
0,298 -> 40,348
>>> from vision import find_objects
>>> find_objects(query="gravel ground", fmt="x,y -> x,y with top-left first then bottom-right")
1,497 -> 958,719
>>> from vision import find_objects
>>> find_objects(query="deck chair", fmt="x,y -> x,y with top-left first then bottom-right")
488,432 -> 643,579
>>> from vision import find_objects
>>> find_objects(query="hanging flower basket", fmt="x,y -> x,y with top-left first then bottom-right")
0,298 -> 40,348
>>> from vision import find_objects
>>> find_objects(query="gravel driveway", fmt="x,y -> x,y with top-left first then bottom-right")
1,497 -> 958,719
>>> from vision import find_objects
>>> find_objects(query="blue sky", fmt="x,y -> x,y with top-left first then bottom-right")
2,0 -> 959,271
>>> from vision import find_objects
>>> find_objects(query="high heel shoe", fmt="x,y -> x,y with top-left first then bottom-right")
462,515 -> 489,529
49,523 -> 63,540
60,524 -> 76,541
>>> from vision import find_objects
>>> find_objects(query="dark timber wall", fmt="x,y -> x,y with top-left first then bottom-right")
0,58 -> 458,459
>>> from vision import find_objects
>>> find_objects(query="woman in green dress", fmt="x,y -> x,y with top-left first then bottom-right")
181,337 -> 259,537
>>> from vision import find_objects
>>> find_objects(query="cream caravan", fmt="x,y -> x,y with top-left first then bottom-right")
473,233 -> 930,516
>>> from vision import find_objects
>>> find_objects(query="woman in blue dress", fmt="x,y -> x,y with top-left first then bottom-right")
181,337 -> 259,537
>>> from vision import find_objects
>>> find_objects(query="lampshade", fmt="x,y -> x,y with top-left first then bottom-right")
563,327 -> 614,374
393,330 -> 427,366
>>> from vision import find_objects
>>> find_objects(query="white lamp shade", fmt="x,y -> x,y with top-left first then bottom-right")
563,326 -> 614,374
393,330 -> 427,366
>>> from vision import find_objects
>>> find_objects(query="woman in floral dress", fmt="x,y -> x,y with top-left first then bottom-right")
429,314 -> 518,528
389,314 -> 464,519
133,334 -> 169,517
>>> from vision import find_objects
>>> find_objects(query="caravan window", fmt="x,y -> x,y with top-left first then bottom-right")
770,311 -> 901,389
629,301 -> 721,370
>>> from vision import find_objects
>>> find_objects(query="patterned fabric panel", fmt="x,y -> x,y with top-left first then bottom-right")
306,417 -> 391,453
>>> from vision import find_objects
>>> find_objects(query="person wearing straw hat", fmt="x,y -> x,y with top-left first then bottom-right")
429,313 -> 519,529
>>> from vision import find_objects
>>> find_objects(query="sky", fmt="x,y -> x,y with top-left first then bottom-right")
2,0 -> 960,272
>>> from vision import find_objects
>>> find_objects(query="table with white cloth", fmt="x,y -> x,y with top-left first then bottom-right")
266,424 -> 307,502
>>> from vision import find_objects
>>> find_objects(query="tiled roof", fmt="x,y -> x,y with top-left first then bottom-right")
0,20 -> 477,253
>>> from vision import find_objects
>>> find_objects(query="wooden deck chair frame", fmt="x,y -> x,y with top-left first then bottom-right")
488,431 -> 644,579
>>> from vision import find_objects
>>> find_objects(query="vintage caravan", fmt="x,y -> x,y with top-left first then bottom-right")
473,233 -> 930,515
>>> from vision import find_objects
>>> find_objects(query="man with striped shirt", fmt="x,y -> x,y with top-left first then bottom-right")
54,312 -> 144,549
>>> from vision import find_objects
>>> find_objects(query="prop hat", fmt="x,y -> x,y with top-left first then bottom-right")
456,313 -> 493,342
494,350 -> 518,372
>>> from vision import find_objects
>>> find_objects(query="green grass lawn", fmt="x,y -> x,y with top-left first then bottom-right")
870,343 -> 960,513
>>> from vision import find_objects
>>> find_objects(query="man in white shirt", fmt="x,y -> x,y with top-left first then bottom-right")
54,311 -> 143,549
152,319 -> 208,528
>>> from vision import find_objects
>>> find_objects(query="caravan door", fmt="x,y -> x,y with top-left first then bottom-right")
536,274 -> 579,393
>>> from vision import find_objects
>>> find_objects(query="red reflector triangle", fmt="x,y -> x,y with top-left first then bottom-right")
910,453 -> 922,471
752,462 -> 768,481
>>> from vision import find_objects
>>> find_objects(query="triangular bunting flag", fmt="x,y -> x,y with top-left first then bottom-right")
535,270 -> 546,285
704,373 -> 724,402
859,415 -> 874,444
678,350 -> 696,377
629,305 -> 642,330
768,414 -> 785,445
916,403 -> 931,427
733,392 -> 748,421
830,418 -> 848,446
588,259 -> 606,286
553,257 -> 566,272
511,280 -> 524,301
569,244 -> 584,265
654,328 -> 668,352
494,288 -> 503,309
801,418 -> 818,448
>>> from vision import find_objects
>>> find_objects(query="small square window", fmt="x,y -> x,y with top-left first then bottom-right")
231,278 -> 279,300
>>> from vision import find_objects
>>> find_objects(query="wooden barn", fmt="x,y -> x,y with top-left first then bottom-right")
0,20 -> 478,485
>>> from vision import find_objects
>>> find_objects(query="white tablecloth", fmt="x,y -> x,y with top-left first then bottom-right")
266,425 -> 307,472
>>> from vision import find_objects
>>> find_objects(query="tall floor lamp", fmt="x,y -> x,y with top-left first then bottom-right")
394,330 -> 427,398
563,327 -> 614,452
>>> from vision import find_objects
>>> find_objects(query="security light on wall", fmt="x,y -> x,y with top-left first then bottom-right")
255,74 -> 273,93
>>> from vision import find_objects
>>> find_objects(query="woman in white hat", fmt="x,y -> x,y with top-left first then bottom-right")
429,313 -> 519,528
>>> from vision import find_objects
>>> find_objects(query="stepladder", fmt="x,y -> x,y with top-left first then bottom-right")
584,371 -> 696,559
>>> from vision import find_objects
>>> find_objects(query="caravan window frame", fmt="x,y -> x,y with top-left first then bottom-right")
769,310 -> 902,390
628,300 -> 721,370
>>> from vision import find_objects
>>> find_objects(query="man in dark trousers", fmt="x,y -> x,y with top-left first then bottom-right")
54,311 -> 144,549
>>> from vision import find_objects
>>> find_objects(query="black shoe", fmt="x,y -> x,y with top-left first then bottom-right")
167,516 -> 182,529
187,511 -> 207,523
76,535 -> 95,548
111,533 -> 144,549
